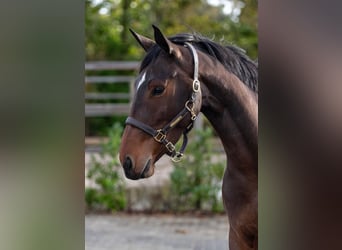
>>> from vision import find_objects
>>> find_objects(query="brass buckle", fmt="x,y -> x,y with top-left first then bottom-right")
193,79 -> 200,92
171,152 -> 183,162
153,130 -> 166,142
166,142 -> 175,153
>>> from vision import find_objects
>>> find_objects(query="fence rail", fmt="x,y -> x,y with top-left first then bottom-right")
85,104 -> 131,117
85,61 -> 139,117
85,76 -> 136,84
85,61 -> 140,71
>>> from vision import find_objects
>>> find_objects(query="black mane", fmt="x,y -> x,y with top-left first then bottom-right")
140,33 -> 258,93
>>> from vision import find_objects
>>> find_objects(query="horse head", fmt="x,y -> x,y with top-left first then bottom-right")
119,25 -> 202,180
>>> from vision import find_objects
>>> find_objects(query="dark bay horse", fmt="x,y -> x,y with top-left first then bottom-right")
119,25 -> 258,250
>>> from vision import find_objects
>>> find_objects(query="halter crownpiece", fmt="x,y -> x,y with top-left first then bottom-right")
125,42 -> 201,162
185,42 -> 200,92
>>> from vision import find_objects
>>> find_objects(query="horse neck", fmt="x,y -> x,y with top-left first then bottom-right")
198,54 -> 258,169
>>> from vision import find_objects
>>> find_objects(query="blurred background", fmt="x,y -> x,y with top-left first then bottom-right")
2,1 -> 341,250
2,1 -> 342,250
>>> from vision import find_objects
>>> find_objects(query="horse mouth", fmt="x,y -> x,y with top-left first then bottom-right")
140,159 -> 152,178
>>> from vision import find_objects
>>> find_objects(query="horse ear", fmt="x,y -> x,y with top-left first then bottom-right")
152,25 -> 180,57
129,28 -> 155,52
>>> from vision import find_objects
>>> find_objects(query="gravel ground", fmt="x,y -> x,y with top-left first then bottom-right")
85,213 -> 229,250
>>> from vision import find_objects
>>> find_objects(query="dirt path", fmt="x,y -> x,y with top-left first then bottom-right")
85,213 -> 229,250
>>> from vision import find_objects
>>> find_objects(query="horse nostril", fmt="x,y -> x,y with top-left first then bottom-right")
123,156 -> 133,171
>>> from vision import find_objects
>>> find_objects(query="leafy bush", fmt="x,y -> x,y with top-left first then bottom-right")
170,127 -> 225,213
85,123 -> 126,212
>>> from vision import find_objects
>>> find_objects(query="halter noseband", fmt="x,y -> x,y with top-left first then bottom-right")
125,42 -> 200,162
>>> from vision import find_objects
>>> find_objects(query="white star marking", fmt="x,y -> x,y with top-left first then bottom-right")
136,72 -> 146,90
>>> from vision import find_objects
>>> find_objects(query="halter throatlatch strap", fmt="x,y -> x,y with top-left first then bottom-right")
125,42 -> 200,162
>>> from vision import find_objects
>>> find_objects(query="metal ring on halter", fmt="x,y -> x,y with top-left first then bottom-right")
193,79 -> 200,92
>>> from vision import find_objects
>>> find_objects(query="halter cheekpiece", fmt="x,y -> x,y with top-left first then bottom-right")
125,42 -> 200,162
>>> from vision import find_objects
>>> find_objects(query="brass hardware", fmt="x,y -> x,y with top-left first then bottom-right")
171,153 -> 183,162
166,142 -> 175,152
185,101 -> 197,121
153,130 -> 166,142
185,101 -> 194,111
169,116 -> 183,128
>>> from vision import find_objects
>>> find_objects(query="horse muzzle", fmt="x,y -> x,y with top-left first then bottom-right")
121,155 -> 154,180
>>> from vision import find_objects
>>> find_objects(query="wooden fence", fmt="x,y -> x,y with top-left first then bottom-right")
85,61 -> 140,117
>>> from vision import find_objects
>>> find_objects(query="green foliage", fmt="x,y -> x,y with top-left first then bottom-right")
86,0 -> 258,61
85,123 -> 127,212
170,127 -> 225,212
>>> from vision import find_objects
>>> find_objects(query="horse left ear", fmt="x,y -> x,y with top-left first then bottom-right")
152,25 -> 181,58
129,28 -> 155,52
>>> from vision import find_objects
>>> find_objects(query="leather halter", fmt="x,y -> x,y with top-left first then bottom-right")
125,42 -> 201,162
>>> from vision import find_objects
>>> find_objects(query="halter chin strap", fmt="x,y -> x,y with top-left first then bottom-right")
125,42 -> 200,162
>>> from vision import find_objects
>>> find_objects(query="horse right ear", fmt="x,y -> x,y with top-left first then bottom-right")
129,28 -> 155,52
152,25 -> 181,58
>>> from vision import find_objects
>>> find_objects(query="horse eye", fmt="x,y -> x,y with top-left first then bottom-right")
152,86 -> 165,96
